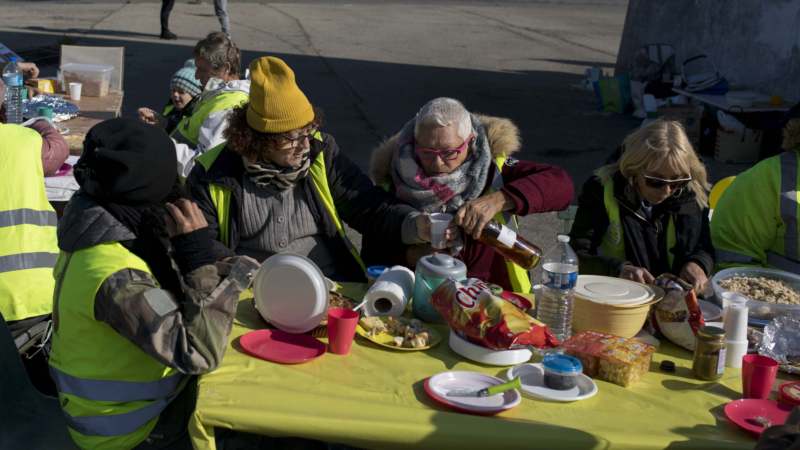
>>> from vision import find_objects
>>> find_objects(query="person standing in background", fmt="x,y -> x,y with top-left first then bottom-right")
160,0 -> 230,40
160,0 -> 178,40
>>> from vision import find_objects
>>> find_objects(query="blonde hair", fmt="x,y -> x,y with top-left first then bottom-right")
597,119 -> 710,208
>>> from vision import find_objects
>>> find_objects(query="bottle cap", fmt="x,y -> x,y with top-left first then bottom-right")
659,360 -> 676,372
557,234 -> 570,243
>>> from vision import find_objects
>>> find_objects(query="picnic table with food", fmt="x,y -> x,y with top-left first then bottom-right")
186,252 -> 800,450
26,66 -> 124,204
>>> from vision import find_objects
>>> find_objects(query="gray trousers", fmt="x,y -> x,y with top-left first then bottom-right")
213,0 -> 230,34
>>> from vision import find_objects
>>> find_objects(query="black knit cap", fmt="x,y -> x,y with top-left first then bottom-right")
75,118 -> 177,205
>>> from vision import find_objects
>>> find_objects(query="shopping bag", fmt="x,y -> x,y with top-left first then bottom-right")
596,74 -> 632,113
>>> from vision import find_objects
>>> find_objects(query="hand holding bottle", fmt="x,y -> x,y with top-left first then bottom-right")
455,191 -> 512,239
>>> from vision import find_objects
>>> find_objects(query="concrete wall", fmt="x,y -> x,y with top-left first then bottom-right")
615,0 -> 800,101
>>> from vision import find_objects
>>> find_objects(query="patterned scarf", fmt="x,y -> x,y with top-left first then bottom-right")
391,114 -> 491,213
242,153 -> 311,190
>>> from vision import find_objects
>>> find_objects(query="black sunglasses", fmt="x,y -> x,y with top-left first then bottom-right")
643,175 -> 692,190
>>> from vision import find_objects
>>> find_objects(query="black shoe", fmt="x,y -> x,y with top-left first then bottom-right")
160,29 -> 177,40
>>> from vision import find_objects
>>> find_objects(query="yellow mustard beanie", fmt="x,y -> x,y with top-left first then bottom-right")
247,56 -> 314,133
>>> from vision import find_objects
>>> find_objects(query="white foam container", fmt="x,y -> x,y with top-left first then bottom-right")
448,330 -> 532,366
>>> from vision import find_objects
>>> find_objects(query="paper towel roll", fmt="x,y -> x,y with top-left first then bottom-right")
363,265 -> 415,317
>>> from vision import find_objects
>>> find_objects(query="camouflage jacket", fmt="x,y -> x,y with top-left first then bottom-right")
56,193 -> 259,374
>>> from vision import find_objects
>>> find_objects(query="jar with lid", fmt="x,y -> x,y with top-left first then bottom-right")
477,220 -> 542,269
692,326 -> 727,381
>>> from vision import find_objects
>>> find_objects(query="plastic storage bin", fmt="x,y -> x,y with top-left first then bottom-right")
711,267 -> 800,321
61,63 -> 113,97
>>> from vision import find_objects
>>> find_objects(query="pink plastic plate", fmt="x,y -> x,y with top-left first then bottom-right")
724,399 -> 791,437
240,329 -> 325,364
424,371 -> 521,415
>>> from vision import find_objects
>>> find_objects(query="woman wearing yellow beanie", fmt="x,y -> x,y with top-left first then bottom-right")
187,56 -> 438,280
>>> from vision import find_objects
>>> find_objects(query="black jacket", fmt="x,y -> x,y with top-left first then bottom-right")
187,133 -> 415,281
569,172 -> 714,277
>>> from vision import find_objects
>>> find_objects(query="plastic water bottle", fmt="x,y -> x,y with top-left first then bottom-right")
2,56 -> 23,124
537,234 -> 578,342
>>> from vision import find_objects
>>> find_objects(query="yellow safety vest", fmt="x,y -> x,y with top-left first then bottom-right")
713,151 -> 799,271
599,178 -> 676,268
490,155 -> 533,294
171,89 -> 248,147
49,242 -> 184,450
195,136 -> 366,274
0,124 -> 58,322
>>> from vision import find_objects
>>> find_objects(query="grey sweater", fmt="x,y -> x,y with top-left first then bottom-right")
237,176 -> 338,273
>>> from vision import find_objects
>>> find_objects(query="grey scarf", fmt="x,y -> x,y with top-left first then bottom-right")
391,114 -> 492,213
243,154 -> 311,191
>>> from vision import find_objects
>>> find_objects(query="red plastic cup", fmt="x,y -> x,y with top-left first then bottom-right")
327,307 -> 359,355
742,354 -> 779,399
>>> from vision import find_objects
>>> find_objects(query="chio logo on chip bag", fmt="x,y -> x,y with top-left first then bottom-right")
455,279 -> 490,309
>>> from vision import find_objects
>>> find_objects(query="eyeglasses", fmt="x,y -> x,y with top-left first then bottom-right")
415,136 -> 472,162
273,126 -> 318,149
643,175 -> 692,190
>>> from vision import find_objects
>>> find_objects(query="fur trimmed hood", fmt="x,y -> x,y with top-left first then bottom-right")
369,114 -> 521,185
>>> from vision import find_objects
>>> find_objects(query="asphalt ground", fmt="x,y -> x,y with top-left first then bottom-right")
0,0 -> 747,257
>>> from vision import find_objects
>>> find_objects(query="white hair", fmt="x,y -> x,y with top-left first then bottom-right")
414,97 -> 472,141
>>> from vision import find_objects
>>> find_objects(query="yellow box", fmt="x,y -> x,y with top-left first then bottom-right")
36,78 -> 56,94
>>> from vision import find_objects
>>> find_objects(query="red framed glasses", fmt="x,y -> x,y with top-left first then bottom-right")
414,135 -> 472,161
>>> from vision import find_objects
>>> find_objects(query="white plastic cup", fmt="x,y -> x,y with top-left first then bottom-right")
428,213 -> 453,250
723,292 -> 749,341
725,340 -> 749,369
68,82 -> 82,101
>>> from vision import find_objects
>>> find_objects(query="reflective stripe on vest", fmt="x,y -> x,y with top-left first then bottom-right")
49,242 -> 184,446
171,90 -> 248,146
203,137 -> 366,274
62,395 -> 173,438
490,155 -> 532,294
599,179 -> 676,268
0,124 -> 58,322
768,150 -> 800,271
0,208 -> 56,227
50,365 -> 182,402
0,252 -> 57,272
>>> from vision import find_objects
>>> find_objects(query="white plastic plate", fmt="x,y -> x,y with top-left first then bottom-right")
253,254 -> 328,334
506,363 -> 598,402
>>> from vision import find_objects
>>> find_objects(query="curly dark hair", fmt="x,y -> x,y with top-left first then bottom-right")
224,103 -> 323,161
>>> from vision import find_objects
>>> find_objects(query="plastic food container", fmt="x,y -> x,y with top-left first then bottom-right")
711,267 -> 800,321
571,275 -> 662,338
542,354 -> 583,390
61,63 -> 113,97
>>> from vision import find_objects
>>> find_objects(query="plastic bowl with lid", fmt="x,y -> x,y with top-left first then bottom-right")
571,275 -> 663,338
711,267 -> 800,320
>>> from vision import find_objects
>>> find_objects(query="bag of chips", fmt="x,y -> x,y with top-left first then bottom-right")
649,275 -> 705,351
430,278 -> 559,350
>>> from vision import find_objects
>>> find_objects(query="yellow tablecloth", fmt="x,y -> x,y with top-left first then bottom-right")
189,285 -> 756,450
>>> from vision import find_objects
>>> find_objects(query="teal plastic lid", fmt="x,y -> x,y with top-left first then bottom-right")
543,354 -> 583,375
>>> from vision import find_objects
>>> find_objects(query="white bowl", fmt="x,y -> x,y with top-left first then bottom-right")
711,267 -> 800,320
